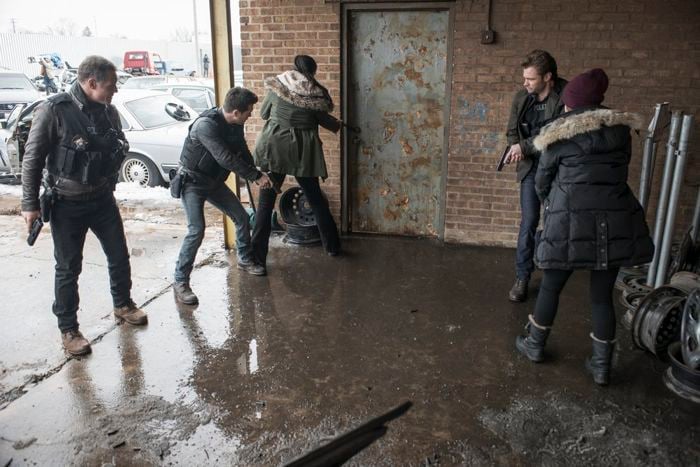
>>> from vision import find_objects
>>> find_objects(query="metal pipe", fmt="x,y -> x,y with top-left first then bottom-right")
639,135 -> 656,210
646,111 -> 683,286
655,115 -> 695,287
692,186 -> 700,242
639,103 -> 670,210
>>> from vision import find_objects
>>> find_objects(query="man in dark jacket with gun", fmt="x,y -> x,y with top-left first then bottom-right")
504,50 -> 567,302
172,87 -> 271,306
21,56 -> 147,357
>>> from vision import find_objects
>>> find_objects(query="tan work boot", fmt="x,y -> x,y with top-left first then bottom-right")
114,300 -> 148,325
61,329 -> 92,356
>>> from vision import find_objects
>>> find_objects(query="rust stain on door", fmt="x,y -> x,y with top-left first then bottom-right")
348,10 -> 447,236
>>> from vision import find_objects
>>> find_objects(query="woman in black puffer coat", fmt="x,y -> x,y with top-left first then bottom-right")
515,69 -> 653,386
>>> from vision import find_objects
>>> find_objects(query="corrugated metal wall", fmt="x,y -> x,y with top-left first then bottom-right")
0,33 -> 211,77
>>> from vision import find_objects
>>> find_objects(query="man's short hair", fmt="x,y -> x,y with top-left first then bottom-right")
223,87 -> 258,113
521,50 -> 558,79
78,56 -> 117,83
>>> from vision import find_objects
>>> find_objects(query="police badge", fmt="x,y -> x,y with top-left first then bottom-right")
72,135 -> 89,151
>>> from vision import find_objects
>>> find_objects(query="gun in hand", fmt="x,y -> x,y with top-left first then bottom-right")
496,145 -> 511,172
27,218 -> 44,246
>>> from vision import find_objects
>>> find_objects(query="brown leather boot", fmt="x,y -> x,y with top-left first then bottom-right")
61,329 -> 92,356
114,300 -> 148,325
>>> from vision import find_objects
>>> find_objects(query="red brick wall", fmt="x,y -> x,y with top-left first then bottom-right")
240,0 -> 700,246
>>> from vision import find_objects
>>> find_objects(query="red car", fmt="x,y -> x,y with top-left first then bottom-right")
123,51 -> 164,76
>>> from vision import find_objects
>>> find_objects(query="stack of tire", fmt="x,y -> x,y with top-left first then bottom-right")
278,186 -> 321,246
618,267 -> 700,403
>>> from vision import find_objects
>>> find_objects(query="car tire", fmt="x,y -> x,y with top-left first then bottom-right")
119,153 -> 163,187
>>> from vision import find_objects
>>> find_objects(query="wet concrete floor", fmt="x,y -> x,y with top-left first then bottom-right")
0,220 -> 699,465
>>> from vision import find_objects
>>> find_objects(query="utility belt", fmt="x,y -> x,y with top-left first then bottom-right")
48,145 -> 124,185
53,186 -> 112,202
170,165 -> 231,199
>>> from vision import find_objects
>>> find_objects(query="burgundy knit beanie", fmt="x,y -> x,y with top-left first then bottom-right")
562,68 -> 609,109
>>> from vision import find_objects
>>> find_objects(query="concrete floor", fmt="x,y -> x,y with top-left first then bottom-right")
0,199 -> 699,465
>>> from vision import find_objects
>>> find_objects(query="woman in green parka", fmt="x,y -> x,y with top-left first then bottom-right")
252,55 -> 342,270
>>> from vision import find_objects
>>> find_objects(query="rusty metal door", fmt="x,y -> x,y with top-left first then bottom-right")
345,8 -> 449,237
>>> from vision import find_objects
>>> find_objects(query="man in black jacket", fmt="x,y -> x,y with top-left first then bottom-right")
173,87 -> 271,305
504,50 -> 567,302
21,56 -> 147,357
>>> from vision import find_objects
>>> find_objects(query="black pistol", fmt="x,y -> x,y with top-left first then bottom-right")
27,218 -> 44,246
496,145 -> 511,172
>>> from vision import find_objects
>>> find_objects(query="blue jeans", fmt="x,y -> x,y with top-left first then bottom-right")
515,169 -> 541,280
174,180 -> 252,283
50,193 -> 132,332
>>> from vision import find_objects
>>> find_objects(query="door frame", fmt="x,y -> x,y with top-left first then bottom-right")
340,1 -> 455,240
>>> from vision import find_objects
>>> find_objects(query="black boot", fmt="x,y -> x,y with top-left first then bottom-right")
174,281 -> 199,305
585,333 -> 615,386
515,314 -> 551,363
509,277 -> 529,302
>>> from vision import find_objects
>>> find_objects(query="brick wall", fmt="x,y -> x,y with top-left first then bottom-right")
240,0 -> 700,246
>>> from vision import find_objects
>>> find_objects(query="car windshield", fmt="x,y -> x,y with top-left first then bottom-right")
0,75 -> 34,90
122,77 -> 166,89
124,94 -> 192,129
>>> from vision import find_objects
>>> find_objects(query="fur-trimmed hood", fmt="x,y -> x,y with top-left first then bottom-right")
534,108 -> 644,151
265,70 -> 333,113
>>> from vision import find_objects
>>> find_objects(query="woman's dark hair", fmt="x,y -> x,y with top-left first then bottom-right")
294,55 -> 332,104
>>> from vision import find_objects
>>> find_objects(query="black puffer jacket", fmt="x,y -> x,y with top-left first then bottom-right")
533,107 -> 653,270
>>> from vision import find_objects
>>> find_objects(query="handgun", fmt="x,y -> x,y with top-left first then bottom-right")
496,145 -> 511,172
27,218 -> 44,246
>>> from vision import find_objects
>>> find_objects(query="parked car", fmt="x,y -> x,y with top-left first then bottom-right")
0,71 -> 43,124
121,75 -> 202,90
123,51 -> 164,76
164,61 -> 196,77
116,70 -> 133,87
149,82 -> 215,114
3,89 -> 196,187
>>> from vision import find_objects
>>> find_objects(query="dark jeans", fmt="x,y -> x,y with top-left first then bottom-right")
515,169 -> 541,280
252,173 -> 340,263
174,180 -> 252,283
533,268 -> 620,341
50,193 -> 132,332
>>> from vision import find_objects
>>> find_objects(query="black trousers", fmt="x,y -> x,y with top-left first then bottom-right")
533,268 -> 620,341
251,172 -> 340,263
50,193 -> 132,332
